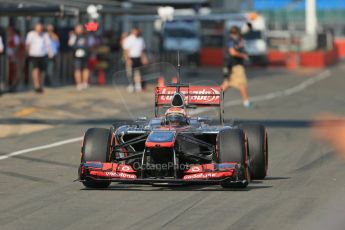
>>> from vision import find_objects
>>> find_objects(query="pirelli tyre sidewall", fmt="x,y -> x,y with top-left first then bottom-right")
217,128 -> 249,188
239,124 -> 268,180
81,128 -> 112,188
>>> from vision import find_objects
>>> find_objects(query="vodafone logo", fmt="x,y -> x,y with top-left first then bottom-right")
105,172 -> 118,177
105,172 -> 136,179
184,173 -> 218,180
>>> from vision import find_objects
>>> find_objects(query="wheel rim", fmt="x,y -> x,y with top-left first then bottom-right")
245,136 -> 251,182
264,131 -> 268,174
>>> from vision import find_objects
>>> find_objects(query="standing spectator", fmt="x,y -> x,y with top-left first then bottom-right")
46,24 -> 59,86
85,31 -> 99,84
7,26 -> 21,91
25,23 -> 52,93
68,25 -> 91,91
120,32 -> 131,79
221,26 -> 252,108
123,27 -> 148,92
120,32 -> 129,51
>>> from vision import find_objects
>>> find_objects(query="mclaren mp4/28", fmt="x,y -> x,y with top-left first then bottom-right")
78,83 -> 268,189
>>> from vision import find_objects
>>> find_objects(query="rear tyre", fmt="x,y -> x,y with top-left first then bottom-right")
218,128 -> 249,188
239,124 -> 268,179
81,128 -> 111,188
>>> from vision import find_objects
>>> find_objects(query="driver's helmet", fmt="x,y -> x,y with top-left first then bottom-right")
165,107 -> 188,126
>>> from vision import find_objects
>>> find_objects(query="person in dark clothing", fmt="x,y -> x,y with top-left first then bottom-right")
68,25 -> 91,91
45,24 -> 59,86
221,26 -> 252,108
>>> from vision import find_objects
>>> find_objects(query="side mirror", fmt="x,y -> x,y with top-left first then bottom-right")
197,116 -> 211,123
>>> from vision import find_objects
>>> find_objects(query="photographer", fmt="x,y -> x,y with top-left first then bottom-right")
221,26 -> 252,108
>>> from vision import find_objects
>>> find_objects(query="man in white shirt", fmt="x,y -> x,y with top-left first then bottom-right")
25,23 -> 52,93
123,27 -> 148,92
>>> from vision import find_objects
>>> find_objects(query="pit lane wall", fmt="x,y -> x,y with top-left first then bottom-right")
201,35 -> 341,69
268,47 -> 339,69
251,31 -> 341,68
201,47 -> 339,69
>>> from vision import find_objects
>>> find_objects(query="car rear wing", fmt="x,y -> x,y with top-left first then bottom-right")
155,84 -> 224,124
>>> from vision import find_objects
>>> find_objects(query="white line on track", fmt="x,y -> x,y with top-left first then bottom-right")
0,137 -> 83,161
0,69 -> 331,161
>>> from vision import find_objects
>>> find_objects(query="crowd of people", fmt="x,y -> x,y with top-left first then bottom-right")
0,23 -> 150,94
0,22 -> 105,94
0,23 -> 61,93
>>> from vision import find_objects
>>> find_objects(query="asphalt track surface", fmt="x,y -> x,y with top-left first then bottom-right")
1,64 -> 345,230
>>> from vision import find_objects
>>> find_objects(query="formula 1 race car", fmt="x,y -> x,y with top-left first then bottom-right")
78,82 -> 268,189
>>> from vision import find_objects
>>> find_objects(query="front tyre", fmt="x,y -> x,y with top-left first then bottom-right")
239,124 -> 268,179
81,128 -> 112,188
218,129 -> 249,188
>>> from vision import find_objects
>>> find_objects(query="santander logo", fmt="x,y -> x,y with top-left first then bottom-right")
158,87 -> 220,103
